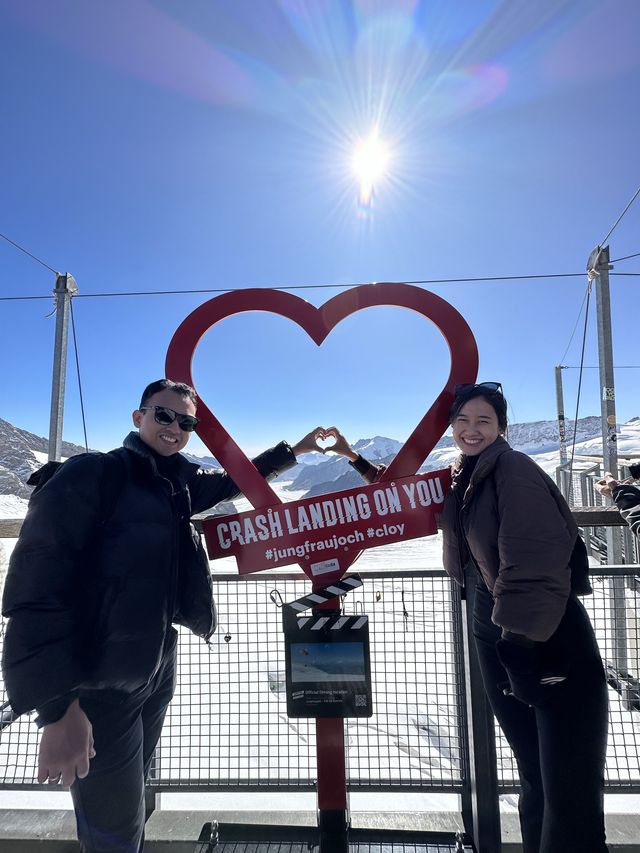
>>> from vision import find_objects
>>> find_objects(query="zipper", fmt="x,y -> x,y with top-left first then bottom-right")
160,476 -> 179,631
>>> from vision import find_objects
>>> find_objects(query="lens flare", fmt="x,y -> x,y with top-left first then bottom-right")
351,131 -> 390,206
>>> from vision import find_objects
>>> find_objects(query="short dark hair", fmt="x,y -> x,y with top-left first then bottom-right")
449,385 -> 508,432
139,379 -> 197,409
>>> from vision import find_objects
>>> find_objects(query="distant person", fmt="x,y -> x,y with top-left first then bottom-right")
595,471 -> 640,536
2,378 -> 325,853
440,382 -> 609,853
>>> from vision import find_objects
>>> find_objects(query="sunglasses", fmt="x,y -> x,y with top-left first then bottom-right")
139,405 -> 199,432
454,381 -> 503,397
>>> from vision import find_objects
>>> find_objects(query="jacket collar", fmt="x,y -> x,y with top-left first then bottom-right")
123,431 -> 200,484
453,435 -> 512,504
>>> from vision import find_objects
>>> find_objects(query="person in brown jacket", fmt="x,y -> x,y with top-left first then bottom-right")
442,382 -> 608,853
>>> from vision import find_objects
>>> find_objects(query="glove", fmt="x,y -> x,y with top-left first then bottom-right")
496,638 -> 567,707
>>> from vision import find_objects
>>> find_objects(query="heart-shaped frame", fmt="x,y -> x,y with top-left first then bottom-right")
165,283 -> 478,574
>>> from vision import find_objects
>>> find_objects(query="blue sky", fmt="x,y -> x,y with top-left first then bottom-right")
1,0 -> 640,457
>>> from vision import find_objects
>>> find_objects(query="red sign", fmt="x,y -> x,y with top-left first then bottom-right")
203,469 -> 452,575
165,283 -> 478,584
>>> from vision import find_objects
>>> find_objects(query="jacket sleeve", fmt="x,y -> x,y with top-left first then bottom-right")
349,454 -> 385,484
612,483 -> 640,538
1,454 -> 107,717
491,453 -> 574,642
188,441 -> 297,514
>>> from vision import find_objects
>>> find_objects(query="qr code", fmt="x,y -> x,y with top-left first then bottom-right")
355,694 -> 367,707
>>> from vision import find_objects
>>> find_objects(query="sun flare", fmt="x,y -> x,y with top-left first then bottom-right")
351,131 -> 390,206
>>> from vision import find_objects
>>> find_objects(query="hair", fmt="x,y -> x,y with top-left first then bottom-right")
449,386 -> 508,432
139,379 -> 197,409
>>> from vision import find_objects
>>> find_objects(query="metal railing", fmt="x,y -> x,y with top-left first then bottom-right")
0,571 -> 467,792
557,459 -> 640,565
1,565 -> 639,796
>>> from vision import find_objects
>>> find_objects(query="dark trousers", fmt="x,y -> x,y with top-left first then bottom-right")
70,632 -> 177,853
473,581 -> 609,853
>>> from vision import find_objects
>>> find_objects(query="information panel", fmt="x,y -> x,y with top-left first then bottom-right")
284,613 -> 372,718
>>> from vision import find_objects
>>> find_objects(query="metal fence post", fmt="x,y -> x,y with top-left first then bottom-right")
48,272 -> 78,462
458,569 -> 502,852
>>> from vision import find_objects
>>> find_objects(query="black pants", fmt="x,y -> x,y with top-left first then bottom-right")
473,580 -> 609,853
70,631 -> 178,853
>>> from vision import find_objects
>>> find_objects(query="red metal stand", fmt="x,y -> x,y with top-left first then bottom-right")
316,718 -> 349,851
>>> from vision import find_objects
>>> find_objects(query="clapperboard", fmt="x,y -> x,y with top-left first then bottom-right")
283,575 -> 372,719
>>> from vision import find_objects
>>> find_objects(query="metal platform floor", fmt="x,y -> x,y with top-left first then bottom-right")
200,846 -> 468,852
193,822 -> 473,853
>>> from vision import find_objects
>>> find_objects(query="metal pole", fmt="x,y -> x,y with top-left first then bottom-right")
48,273 -> 78,462
588,245 -> 627,676
589,246 -> 618,487
459,569 -> 501,853
315,593 -> 349,852
555,366 -> 568,466
316,717 -> 349,852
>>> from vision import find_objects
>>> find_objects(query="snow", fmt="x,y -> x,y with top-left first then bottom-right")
0,494 -> 28,519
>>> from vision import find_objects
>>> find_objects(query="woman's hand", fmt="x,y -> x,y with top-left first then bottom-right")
496,639 -> 567,707
323,426 -> 358,462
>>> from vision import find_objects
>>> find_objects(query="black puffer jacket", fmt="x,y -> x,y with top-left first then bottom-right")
2,432 -> 296,718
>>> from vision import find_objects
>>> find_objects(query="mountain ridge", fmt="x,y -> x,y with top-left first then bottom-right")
2,414 -> 639,516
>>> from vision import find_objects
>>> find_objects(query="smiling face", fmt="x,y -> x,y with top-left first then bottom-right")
132,389 -> 196,456
451,395 -> 502,456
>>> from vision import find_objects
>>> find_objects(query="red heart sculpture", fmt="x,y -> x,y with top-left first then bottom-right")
165,283 -> 478,577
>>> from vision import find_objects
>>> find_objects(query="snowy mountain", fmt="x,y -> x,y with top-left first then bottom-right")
3,414 -> 640,518
0,416 -> 88,501
0,417 -> 218,517
506,416 -> 603,455
286,417 -> 640,498
353,436 -> 404,459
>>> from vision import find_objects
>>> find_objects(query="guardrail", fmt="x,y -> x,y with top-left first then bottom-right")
1,516 -> 639,851
1,566 -> 639,790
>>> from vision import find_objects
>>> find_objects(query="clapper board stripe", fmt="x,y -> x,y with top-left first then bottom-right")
294,615 -> 368,631
288,574 -> 363,613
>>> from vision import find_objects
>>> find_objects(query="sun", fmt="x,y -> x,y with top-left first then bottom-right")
351,131 -> 390,206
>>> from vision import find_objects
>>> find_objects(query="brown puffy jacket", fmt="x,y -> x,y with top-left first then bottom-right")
441,436 -> 585,642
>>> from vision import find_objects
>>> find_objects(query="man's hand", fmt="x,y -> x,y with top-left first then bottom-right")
292,426 -> 327,457
38,699 -> 96,786
323,426 -> 358,462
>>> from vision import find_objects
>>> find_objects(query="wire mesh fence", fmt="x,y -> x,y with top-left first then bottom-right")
1,569 -> 639,795
150,572 -> 465,790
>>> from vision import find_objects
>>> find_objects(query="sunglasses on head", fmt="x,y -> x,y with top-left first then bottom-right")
454,381 -> 503,397
139,405 -> 199,432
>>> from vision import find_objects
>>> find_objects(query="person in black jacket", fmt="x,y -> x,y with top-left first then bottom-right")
2,378 -> 325,853
595,471 -> 640,536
